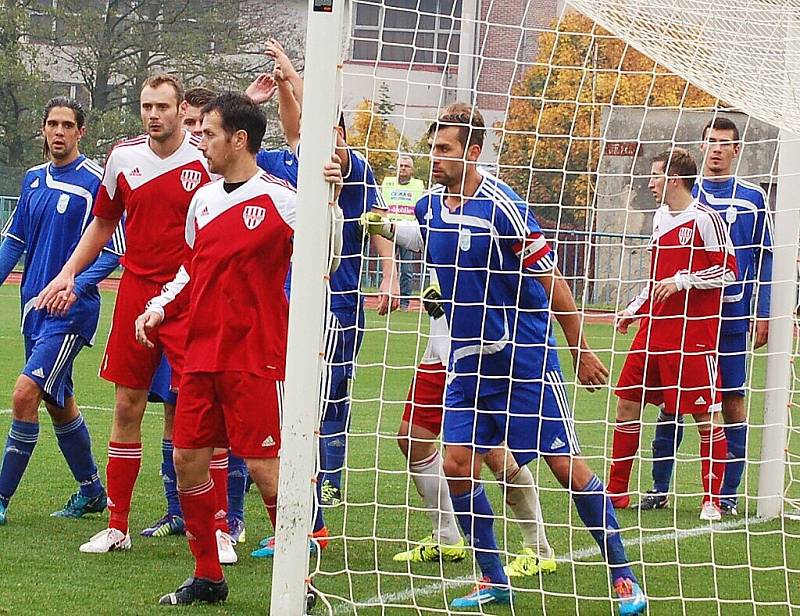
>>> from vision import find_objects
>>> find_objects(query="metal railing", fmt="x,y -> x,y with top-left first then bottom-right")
0,195 -> 18,231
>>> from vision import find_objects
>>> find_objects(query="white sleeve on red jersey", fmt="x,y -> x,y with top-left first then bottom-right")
93,147 -> 124,220
266,181 -> 297,230
673,206 -> 737,291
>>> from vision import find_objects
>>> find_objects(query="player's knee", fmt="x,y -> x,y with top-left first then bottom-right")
246,459 -> 279,497
113,388 -> 147,434
173,448 -> 207,484
12,376 -> 42,421
615,398 -> 641,422
442,452 -> 470,481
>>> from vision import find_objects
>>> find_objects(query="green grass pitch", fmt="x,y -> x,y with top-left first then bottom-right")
0,286 -> 797,615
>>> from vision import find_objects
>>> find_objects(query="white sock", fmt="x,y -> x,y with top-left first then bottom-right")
410,450 -> 461,545
502,464 -> 554,559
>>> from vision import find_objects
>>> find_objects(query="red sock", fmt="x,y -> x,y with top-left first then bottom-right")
608,421 -> 641,495
179,478 -> 223,582
263,494 -> 277,530
209,452 -> 229,534
107,442 -> 142,534
700,427 -> 728,503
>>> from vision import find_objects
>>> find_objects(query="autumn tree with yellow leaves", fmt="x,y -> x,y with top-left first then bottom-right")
348,82 -> 409,184
497,11 -> 717,227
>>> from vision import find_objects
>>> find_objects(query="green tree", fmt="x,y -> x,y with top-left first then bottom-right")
349,82 -> 408,183
37,0 -> 305,156
0,1 -> 49,191
497,11 -> 716,227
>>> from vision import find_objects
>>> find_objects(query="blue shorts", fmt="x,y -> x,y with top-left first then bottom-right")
148,354 -> 177,406
321,308 -> 364,424
719,332 -> 747,396
443,368 -> 580,466
23,333 -> 87,408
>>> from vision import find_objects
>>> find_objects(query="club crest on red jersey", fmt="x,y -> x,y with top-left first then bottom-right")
678,227 -> 693,245
243,205 -> 266,230
180,169 -> 203,192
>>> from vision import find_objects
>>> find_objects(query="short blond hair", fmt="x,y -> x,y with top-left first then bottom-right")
142,73 -> 184,105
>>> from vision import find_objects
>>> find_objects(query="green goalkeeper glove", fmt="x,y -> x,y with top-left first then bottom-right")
421,284 -> 445,319
360,212 -> 394,240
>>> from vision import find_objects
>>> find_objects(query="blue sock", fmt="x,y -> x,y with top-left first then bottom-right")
161,439 -> 182,517
313,440 -> 326,532
321,419 -> 347,489
573,474 -> 636,585
722,424 -> 747,500
652,411 -> 684,494
227,452 -> 247,523
54,413 -> 103,498
451,484 -> 508,585
0,420 -> 39,506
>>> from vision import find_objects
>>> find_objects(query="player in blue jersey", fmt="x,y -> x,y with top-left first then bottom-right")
247,46 -> 398,559
0,97 -> 123,525
368,103 -> 646,614
638,117 -> 773,515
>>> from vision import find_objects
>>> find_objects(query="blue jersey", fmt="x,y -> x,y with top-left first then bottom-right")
2,156 -> 124,342
694,177 -> 773,333
256,148 -> 299,187
256,147 -> 385,313
415,172 -> 560,399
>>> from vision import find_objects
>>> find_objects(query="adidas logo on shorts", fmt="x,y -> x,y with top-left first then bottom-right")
695,396 -> 707,405
551,436 -> 566,450
32,367 -> 45,378
262,435 -> 276,448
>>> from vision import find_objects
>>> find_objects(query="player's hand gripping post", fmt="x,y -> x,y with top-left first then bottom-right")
134,309 -> 164,349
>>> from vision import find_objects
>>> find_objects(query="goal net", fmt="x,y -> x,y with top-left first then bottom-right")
275,1 -> 800,613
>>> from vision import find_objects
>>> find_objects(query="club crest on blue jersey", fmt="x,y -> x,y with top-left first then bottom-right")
56,193 -> 70,214
459,228 -> 472,250
180,169 -> 203,192
679,227 -> 692,245
725,205 -> 737,224
243,205 -> 266,230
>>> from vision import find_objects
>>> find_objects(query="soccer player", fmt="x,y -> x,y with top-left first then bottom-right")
0,97 -> 121,524
610,147 -> 737,522
181,87 -> 217,137
638,118 -> 772,515
142,84 -> 249,544
246,43 -> 397,522
381,155 -> 426,309
367,103 -> 646,614
36,74 -> 212,553
388,277 -> 557,577
132,92 -> 342,606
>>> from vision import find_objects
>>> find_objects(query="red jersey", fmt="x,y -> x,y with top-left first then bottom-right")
150,170 -> 296,377
93,131 -> 211,283
627,202 -> 737,351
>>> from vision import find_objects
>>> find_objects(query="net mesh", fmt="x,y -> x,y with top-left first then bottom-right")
305,1 -> 800,613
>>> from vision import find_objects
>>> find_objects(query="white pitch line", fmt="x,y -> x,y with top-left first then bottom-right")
327,515 -> 766,615
1,404 -> 164,417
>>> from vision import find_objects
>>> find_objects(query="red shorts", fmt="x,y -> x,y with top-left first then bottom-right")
615,346 -> 721,415
401,363 -> 446,435
173,371 -> 282,459
100,271 -> 187,390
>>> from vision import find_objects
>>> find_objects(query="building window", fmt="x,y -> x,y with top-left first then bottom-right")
352,0 -> 461,65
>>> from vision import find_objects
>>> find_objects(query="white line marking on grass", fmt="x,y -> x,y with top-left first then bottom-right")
1,405 -> 163,417
328,515 -> 766,614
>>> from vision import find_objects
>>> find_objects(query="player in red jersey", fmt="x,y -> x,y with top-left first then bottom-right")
608,148 -> 737,521
133,93 -> 343,606
36,74 -> 212,552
